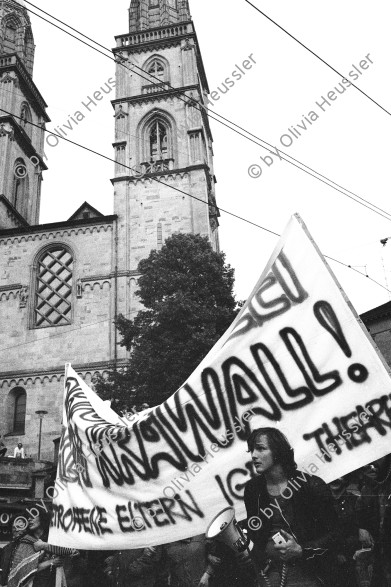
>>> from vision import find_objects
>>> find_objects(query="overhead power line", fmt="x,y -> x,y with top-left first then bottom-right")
0,106 -> 389,307
0,249 -> 385,357
0,106 -> 278,235
0,83 -> 201,166
21,1 -> 391,223
245,0 -> 391,117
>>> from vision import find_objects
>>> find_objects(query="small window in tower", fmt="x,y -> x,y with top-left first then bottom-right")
150,120 -> 169,161
34,247 -> 73,328
20,104 -> 32,139
148,60 -> 165,81
13,158 -> 28,213
157,223 -> 163,248
5,24 -> 16,42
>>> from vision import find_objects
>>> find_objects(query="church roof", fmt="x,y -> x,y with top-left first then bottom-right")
0,195 -> 29,231
67,201 -> 105,222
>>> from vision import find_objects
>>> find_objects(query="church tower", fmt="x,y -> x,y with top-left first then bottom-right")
112,0 -> 220,317
0,0 -> 49,228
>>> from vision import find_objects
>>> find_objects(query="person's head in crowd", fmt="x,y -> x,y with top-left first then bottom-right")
17,442 -> 23,449
27,510 -> 50,539
247,427 -> 297,478
360,455 -> 391,484
329,476 -> 350,497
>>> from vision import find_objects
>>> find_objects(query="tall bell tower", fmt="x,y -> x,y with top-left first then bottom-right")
112,0 -> 220,305
0,0 -> 49,228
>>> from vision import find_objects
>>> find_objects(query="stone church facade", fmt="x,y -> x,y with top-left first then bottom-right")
0,0 -> 219,461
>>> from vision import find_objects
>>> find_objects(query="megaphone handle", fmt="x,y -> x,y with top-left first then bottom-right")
258,562 -> 288,587
280,563 -> 288,587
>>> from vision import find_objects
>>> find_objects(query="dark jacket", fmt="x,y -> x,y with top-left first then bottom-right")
108,547 -> 162,587
355,480 -> 380,540
0,539 -> 16,585
332,486 -> 360,556
244,472 -> 342,584
159,534 -> 217,587
356,479 -> 391,577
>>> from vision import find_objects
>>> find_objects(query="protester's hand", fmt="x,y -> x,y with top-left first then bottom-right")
103,557 -> 115,579
359,528 -> 374,548
197,572 -> 210,587
39,557 -> 63,571
70,549 -> 80,558
274,530 -> 303,561
33,539 -> 46,552
236,550 -> 253,568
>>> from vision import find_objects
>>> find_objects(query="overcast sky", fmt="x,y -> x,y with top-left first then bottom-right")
26,0 -> 391,315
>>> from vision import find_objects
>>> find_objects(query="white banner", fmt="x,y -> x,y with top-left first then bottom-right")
49,214 -> 391,549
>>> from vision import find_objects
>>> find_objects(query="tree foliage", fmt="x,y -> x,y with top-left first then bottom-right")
95,234 -> 240,411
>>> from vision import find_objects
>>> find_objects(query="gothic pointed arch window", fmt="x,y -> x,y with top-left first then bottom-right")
34,246 -> 74,328
142,56 -> 170,93
20,103 -> 32,139
3,16 -> 21,54
150,119 -> 169,161
148,59 -> 165,81
5,23 -> 16,42
138,112 -> 176,175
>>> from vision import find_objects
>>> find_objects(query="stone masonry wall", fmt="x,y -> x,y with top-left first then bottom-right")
0,220 -> 116,460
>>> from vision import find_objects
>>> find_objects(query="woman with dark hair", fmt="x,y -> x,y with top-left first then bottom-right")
5,510 -> 78,587
244,427 -> 341,587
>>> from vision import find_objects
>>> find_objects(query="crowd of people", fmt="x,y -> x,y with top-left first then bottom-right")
0,427 -> 390,586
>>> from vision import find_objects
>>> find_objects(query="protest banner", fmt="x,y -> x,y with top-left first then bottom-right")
49,214 -> 391,549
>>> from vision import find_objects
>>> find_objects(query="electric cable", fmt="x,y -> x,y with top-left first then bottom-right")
245,0 -> 391,117
0,83 -> 204,166
1,104 -> 389,297
0,105 -> 277,234
0,250 -> 388,356
4,74 -> 391,225
20,1 -> 391,222
2,5 -> 388,421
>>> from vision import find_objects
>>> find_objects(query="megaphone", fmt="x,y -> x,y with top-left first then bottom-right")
206,507 -> 251,553
206,507 -> 261,587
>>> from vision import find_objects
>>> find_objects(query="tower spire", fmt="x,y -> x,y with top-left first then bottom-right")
0,0 -> 34,73
129,0 -> 191,32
